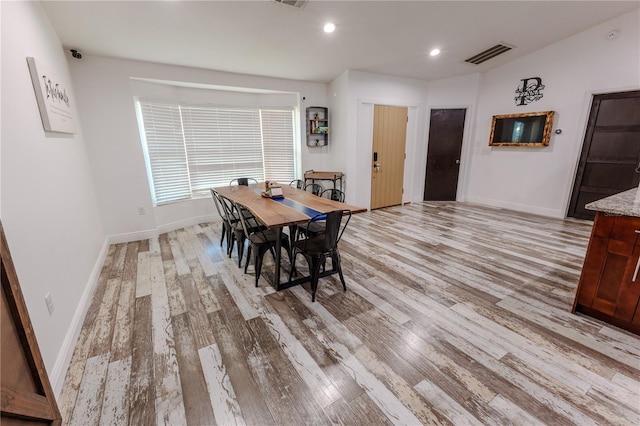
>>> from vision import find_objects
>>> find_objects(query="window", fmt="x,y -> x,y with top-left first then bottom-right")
136,100 -> 297,205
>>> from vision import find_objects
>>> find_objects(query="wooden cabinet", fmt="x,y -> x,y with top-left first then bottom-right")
306,106 -> 328,147
573,212 -> 640,334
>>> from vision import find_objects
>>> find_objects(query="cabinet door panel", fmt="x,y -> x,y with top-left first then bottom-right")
611,216 -> 640,243
576,236 -> 609,307
632,303 -> 640,329
591,248 -> 630,315
593,213 -> 615,238
614,243 -> 640,322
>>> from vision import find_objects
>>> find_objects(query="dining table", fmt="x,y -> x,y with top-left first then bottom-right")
213,182 -> 366,290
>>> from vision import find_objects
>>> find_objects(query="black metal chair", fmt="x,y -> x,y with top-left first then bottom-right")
290,179 -> 305,189
210,189 -> 232,249
288,210 -> 352,302
216,192 -> 263,267
305,183 -> 323,196
235,202 -> 291,287
297,189 -> 344,239
230,177 -> 258,186
321,188 -> 345,203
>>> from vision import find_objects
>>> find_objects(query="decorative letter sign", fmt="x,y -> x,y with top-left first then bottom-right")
514,77 -> 545,106
26,57 -> 76,133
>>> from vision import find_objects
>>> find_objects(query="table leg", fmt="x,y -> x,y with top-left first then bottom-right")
288,225 -> 298,277
275,227 -> 282,290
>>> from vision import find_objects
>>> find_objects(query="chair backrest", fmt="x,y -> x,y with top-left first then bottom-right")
215,192 -> 236,224
210,189 -> 226,221
305,183 -> 323,196
234,202 -> 252,237
233,202 -> 264,237
321,188 -> 345,203
230,177 -> 258,186
290,179 -> 305,189
306,210 -> 351,252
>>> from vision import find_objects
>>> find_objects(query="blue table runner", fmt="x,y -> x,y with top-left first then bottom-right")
255,189 -> 326,221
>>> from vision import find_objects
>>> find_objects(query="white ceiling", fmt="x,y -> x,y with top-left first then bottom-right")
40,1 -> 639,83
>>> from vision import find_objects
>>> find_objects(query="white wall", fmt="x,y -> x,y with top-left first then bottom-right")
344,70 -> 429,209
326,72 -> 349,193
464,9 -> 640,217
69,56 -> 327,238
1,0 -> 105,386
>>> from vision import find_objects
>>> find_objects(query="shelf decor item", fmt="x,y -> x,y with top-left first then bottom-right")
306,106 -> 328,147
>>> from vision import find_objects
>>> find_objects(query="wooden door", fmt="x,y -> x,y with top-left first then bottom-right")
1,222 -> 61,425
371,105 -> 408,209
569,90 -> 640,219
424,108 -> 466,201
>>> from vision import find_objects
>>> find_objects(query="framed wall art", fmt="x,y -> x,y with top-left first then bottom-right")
489,111 -> 555,147
26,57 -> 76,134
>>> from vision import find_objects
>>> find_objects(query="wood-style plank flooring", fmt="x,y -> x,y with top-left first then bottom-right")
58,202 -> 640,425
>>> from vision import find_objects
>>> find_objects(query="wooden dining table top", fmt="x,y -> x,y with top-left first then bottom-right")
213,183 -> 366,229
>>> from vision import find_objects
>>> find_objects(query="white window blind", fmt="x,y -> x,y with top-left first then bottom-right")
182,107 -> 264,197
136,100 -> 297,205
138,102 -> 191,204
261,109 -> 296,182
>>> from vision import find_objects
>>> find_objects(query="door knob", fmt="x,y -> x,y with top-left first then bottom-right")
455,159 -> 461,165
373,163 -> 381,171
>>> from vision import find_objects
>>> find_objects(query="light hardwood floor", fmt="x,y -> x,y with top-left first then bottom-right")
58,202 -> 640,425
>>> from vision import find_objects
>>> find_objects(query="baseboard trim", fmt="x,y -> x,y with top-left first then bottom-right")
465,195 -> 564,218
50,214 -> 219,396
50,238 -> 110,397
108,214 -> 218,244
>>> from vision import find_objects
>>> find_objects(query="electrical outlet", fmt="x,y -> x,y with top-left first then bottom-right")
45,293 -> 54,316
138,207 -> 146,215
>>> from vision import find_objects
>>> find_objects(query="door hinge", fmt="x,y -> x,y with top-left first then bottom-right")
402,188 -> 404,194
406,116 -> 408,122
404,153 -> 406,159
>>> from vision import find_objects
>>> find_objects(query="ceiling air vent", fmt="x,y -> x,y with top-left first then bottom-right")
273,0 -> 307,8
465,43 -> 513,65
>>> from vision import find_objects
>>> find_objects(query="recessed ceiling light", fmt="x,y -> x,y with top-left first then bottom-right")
324,22 -> 336,33
430,48 -> 440,56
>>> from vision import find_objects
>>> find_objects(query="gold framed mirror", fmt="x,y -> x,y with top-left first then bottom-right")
489,111 -> 555,147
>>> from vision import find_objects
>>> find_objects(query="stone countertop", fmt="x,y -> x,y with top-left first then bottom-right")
586,188 -> 640,217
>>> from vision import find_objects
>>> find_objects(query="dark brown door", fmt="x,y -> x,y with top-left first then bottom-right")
1,222 -> 61,425
569,90 -> 640,219
424,109 -> 466,201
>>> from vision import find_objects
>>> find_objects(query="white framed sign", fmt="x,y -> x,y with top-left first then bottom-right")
26,57 -> 76,133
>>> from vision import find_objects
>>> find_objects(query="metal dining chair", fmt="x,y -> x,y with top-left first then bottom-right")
210,189 -> 232,249
321,188 -> 345,203
288,209 -> 352,302
234,202 -> 291,287
305,183 -> 323,196
229,177 -> 258,186
290,179 -> 305,189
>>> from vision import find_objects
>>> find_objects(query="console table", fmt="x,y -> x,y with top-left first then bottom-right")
304,170 -> 344,191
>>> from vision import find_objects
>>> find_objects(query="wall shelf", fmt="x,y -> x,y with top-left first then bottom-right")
306,106 -> 328,147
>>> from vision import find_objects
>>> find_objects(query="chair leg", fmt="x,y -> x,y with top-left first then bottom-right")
333,251 -> 347,292
237,237 -> 244,268
220,223 -> 226,246
255,247 -> 266,287
288,251 -> 298,283
308,255 -> 323,302
244,245 -> 252,274
227,234 -> 235,257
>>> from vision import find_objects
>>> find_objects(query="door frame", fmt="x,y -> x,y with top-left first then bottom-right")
423,104 -> 474,203
567,89 -> 640,219
356,98 -> 421,211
